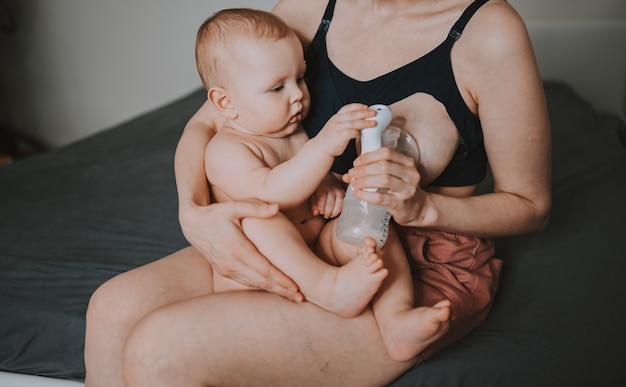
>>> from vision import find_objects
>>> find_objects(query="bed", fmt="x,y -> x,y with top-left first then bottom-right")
1,19 -> 626,387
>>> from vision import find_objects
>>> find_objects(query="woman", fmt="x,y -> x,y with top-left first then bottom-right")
84,0 -> 551,386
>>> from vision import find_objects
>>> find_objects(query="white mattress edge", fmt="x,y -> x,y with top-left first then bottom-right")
0,371 -> 84,387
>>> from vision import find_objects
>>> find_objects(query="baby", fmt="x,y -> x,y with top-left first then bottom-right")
196,8 -> 450,362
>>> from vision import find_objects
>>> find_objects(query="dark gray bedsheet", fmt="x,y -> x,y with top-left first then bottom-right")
1,82 -> 625,386
0,91 -> 202,379
393,83 -> 626,387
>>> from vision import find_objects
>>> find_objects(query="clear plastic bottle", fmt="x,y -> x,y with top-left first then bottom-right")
335,105 -> 419,249
336,185 -> 393,249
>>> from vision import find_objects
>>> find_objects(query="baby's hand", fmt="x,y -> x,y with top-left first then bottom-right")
315,104 -> 376,157
311,178 -> 345,219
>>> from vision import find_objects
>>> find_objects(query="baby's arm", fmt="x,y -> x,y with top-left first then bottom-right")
205,132 -> 314,208
206,104 -> 376,208
272,104 -> 376,200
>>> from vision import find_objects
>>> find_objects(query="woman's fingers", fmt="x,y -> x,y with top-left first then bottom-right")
197,201 -> 303,302
347,149 -> 420,198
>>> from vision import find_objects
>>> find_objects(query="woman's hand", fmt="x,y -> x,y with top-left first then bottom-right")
343,147 -> 426,226
179,200 -> 304,302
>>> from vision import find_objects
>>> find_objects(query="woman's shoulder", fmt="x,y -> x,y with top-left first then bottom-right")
454,0 -> 535,78
272,0 -> 329,48
463,0 -> 531,52
451,0 -> 543,119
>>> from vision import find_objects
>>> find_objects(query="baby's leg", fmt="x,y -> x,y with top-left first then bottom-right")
242,213 -> 387,318
319,223 -> 451,362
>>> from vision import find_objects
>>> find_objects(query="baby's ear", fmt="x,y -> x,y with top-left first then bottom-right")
208,87 -> 238,119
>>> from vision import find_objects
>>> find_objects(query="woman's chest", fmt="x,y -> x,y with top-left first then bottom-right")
387,94 -> 461,186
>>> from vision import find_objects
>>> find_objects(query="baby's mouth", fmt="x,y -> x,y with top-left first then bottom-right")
290,111 -> 303,124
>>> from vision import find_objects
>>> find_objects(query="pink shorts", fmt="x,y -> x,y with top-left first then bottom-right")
397,227 -> 503,362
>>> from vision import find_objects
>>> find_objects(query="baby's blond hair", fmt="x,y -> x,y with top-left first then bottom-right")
196,8 -> 294,89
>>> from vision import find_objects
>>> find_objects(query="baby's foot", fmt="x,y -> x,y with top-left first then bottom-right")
379,300 -> 452,362
326,242 -> 388,318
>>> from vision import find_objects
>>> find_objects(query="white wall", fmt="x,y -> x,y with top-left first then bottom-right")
0,0 -> 276,147
0,1 -> 624,148
510,0 -> 625,21
510,0 -> 626,120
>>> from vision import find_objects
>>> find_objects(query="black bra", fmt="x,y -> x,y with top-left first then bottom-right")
302,0 -> 490,187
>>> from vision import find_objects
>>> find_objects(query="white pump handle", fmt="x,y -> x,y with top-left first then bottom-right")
361,104 -> 392,154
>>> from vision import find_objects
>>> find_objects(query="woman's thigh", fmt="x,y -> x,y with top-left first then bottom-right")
90,246 -> 214,318
124,291 -> 414,387
85,246 -> 214,386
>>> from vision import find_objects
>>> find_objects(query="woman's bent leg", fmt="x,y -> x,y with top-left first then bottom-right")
84,246 -> 213,387
399,228 -> 503,363
123,291 -> 414,387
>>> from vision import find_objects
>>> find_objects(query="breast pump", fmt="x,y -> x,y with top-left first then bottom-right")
336,105 -> 420,249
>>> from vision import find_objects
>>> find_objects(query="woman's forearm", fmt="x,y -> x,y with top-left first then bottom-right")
416,189 -> 551,238
175,100 -> 221,211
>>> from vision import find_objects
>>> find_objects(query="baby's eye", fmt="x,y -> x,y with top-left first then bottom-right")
297,76 -> 306,84
270,85 -> 284,93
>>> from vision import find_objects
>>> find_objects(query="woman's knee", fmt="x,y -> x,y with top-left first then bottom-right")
86,271 -> 156,347
86,274 -> 133,328
87,249 -> 213,328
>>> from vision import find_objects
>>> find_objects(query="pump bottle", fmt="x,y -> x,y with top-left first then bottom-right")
335,105 -> 394,249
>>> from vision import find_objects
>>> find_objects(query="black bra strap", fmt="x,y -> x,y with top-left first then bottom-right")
320,0 -> 487,39
448,0 -> 490,41
319,0 -> 337,32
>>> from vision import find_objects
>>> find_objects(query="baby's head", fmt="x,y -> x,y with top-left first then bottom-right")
196,8 -> 309,138
196,8 -> 295,89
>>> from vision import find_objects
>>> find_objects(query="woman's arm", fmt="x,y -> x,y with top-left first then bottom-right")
174,100 -> 219,211
175,99 -> 302,300
346,3 -> 551,238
